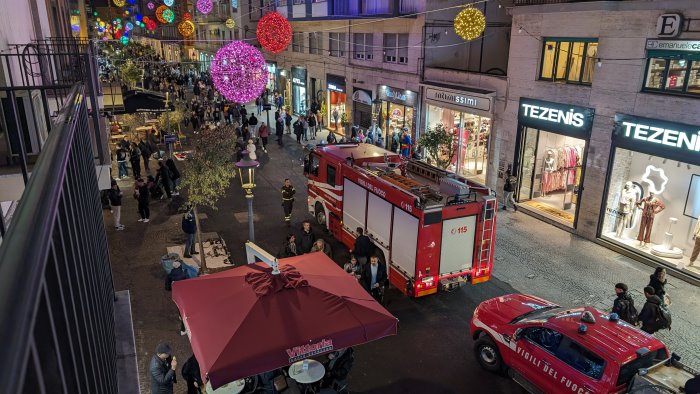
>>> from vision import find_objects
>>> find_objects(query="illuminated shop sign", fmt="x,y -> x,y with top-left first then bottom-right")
425,88 -> 491,112
646,39 -> 700,52
613,113 -> 700,166
291,67 -> 306,86
377,85 -> 417,107
518,98 -> 594,137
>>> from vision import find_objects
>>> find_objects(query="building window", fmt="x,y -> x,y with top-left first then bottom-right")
329,32 -> 346,57
361,0 -> 391,14
353,33 -> 373,60
309,32 -> 322,55
384,33 -> 408,64
293,0 -> 304,4
292,32 -> 304,52
643,55 -> 700,95
539,39 -> 598,85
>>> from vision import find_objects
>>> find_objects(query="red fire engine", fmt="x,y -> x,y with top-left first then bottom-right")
303,143 -> 497,297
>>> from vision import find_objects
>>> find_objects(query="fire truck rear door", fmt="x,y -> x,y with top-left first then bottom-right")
439,215 -> 477,276
366,192 -> 391,248
390,207 -> 418,279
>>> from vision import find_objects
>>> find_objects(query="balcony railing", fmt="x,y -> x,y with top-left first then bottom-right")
514,0 -> 621,4
0,83 -> 117,393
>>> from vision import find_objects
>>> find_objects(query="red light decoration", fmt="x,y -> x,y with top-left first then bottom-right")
256,12 -> 292,54
182,12 -> 192,21
155,5 -> 168,24
146,19 -> 157,31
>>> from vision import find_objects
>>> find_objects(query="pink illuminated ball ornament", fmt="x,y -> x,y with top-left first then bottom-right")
211,41 -> 268,103
147,2 -> 155,10
197,0 -> 213,15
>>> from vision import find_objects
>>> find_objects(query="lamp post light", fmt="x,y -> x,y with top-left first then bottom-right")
235,151 -> 260,242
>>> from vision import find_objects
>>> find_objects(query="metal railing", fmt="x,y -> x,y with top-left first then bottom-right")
514,0 -> 624,4
0,83 -> 117,393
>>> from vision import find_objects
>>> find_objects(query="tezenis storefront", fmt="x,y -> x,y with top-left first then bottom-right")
513,98 -> 595,228
599,114 -> 700,278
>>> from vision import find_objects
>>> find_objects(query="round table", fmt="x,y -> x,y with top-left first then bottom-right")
205,378 -> 246,394
289,359 -> 326,384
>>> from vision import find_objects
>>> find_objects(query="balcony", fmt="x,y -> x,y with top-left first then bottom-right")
0,38 -> 110,203
514,0 -> 623,4
277,0 -> 420,20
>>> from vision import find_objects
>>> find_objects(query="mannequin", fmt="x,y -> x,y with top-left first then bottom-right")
542,150 -> 555,197
615,182 -> 637,238
690,220 -> 700,266
636,192 -> 665,246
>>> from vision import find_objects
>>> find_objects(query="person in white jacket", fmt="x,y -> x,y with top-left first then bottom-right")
246,139 -> 257,161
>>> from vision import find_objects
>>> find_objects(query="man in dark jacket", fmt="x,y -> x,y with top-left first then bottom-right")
108,181 -> 124,230
361,255 -> 387,300
248,113 -> 258,139
182,209 -> 198,258
638,286 -> 663,334
156,161 -> 173,199
136,178 -> 151,222
276,116 -> 285,146
166,260 -> 188,291
181,355 -> 203,394
611,283 -> 637,324
281,178 -> 296,222
139,139 -> 152,171
130,143 -> 142,179
502,170 -> 517,211
150,343 -> 177,394
299,221 -> 316,254
116,146 -> 128,179
352,227 -> 372,266
293,118 -> 304,144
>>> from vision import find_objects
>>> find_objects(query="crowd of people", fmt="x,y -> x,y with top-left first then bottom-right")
611,267 -> 673,334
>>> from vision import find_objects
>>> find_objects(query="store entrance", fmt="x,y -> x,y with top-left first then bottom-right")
518,127 -> 586,226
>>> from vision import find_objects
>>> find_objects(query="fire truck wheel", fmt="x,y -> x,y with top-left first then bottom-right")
314,202 -> 326,226
474,335 -> 503,373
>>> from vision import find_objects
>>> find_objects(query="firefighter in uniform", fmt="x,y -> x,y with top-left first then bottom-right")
281,178 -> 296,222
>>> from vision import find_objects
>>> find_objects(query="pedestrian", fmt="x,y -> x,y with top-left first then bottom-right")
149,343 -> 177,394
638,286 -> 663,334
299,220 -> 316,254
157,161 -> 173,199
248,113 -> 258,139
361,255 -> 387,300
276,115 -> 285,146
246,139 -> 257,161
332,107 -> 339,131
116,145 -> 128,179
308,112 -> 317,139
502,170 -> 517,211
135,177 -> 151,222
279,234 -> 299,258
284,108 -> 292,134
293,117 -> 303,144
108,181 -> 124,230
166,158 -> 181,196
648,267 -> 668,303
344,254 -> 363,280
182,209 -> 198,258
165,260 -> 189,291
139,139 -> 152,171
327,131 -> 337,144
130,143 -> 142,179
311,238 -> 333,259
611,283 -> 637,325
281,178 -> 295,222
400,128 -> 412,158
256,96 -> 263,115
258,122 -> 269,153
391,131 -> 399,153
351,227 -> 372,267
302,116 -> 309,141
181,355 -> 203,394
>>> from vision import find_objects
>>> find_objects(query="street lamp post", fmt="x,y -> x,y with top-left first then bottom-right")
235,151 -> 260,242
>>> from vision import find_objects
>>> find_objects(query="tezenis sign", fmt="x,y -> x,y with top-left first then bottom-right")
518,98 -> 594,138
613,113 -> 700,167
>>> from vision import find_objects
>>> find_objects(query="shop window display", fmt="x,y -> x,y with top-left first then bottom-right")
424,104 -> 490,182
601,149 -> 700,275
328,91 -> 346,131
517,128 -> 585,225
382,101 -> 414,143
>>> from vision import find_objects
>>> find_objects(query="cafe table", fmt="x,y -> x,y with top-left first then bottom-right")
205,378 -> 245,394
289,359 -> 325,384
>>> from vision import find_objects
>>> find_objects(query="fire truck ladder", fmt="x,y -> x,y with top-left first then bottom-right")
476,196 -> 497,278
379,172 -> 442,202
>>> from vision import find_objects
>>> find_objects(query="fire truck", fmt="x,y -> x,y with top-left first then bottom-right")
303,143 -> 497,297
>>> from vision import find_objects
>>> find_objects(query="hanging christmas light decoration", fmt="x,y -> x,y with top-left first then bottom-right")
225,18 -> 235,29
155,5 -> 169,23
145,19 -> 157,31
178,20 -> 195,37
182,12 -> 192,21
256,12 -> 292,53
164,0 -> 174,6
147,2 -> 155,10
197,0 -> 213,15
113,0 -> 126,7
210,41 -> 268,103
163,9 -> 175,23
125,21 -> 134,31
120,35 -> 129,45
453,6 -> 486,41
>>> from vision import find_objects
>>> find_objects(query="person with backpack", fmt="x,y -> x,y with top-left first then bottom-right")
502,170 -> 517,212
648,267 -> 668,303
638,286 -> 669,334
611,283 -> 637,325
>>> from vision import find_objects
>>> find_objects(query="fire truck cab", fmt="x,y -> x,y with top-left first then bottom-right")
303,143 -> 497,297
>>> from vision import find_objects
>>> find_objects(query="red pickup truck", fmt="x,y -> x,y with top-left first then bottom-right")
470,294 -> 678,394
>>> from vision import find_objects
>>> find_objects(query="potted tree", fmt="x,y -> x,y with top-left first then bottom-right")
417,123 -> 457,170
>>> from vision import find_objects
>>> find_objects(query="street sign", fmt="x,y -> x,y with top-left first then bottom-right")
263,104 -> 272,111
164,134 -> 177,144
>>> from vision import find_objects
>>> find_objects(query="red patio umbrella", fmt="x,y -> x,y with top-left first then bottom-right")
171,252 -> 398,390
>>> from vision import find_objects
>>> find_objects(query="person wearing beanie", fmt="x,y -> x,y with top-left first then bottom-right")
611,282 -> 637,324
150,342 -> 177,394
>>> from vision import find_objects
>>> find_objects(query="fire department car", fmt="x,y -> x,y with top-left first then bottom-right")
470,294 -> 680,394
303,143 -> 497,297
